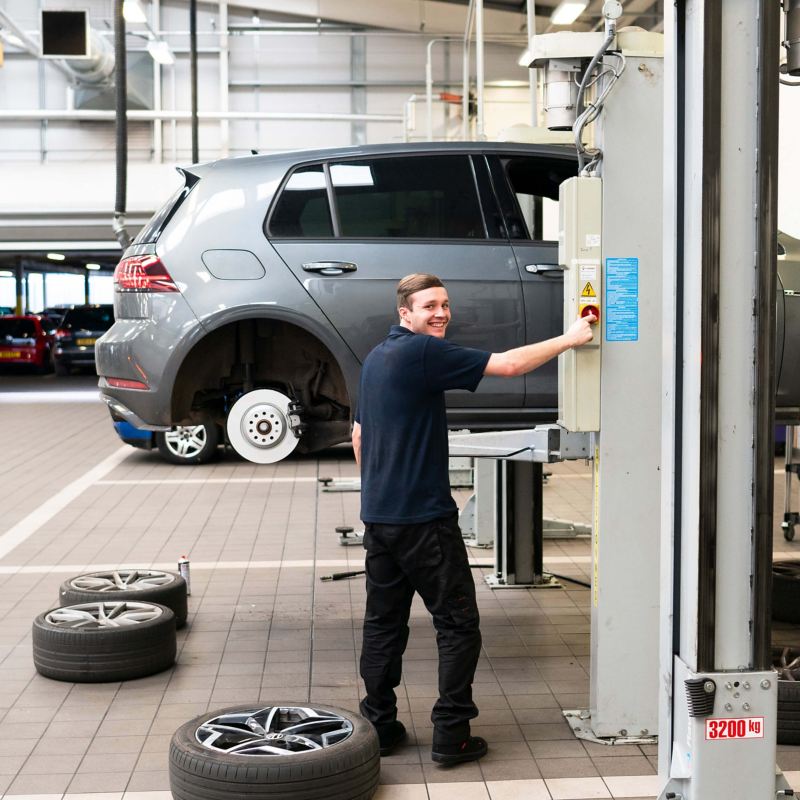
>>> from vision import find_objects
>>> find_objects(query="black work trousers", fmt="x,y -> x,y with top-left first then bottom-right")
359,513 -> 482,744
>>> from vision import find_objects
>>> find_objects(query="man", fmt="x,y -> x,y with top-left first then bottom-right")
352,273 -> 595,766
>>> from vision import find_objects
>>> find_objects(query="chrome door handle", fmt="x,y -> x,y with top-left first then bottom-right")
525,263 -> 564,275
302,261 -> 358,276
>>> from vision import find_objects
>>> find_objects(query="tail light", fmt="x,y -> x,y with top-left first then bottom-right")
114,254 -> 179,293
55,328 -> 71,341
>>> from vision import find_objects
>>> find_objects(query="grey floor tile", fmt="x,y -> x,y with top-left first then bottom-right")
536,756 -> 600,779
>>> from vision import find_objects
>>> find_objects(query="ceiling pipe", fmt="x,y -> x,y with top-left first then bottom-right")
0,109 -> 404,122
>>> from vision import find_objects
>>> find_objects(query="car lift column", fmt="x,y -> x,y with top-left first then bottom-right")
584,41 -> 664,741
657,1 -> 785,797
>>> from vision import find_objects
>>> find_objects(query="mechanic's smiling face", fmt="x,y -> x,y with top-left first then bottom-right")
399,286 -> 451,338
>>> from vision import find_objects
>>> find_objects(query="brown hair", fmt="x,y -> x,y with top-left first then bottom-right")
396,273 -> 445,310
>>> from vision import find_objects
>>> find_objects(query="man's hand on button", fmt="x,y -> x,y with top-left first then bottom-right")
566,313 -> 597,347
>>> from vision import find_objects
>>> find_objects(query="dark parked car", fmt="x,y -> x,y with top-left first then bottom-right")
54,304 -> 114,376
0,315 -> 55,373
95,142 -> 800,464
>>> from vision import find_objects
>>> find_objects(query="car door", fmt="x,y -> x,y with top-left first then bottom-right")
268,153 -> 526,408
486,153 -> 578,410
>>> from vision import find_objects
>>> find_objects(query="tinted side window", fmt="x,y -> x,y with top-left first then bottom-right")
492,156 -> 576,241
134,172 -> 197,245
269,165 -> 333,238
330,155 -> 485,239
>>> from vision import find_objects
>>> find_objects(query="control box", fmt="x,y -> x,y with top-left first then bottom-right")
558,176 -> 602,432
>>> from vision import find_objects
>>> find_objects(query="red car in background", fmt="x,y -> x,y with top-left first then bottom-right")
0,315 -> 55,373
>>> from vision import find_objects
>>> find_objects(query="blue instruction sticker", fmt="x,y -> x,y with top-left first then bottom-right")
605,257 -> 639,342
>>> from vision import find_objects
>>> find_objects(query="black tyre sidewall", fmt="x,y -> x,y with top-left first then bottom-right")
32,602 -> 176,682
59,571 -> 188,628
156,420 -> 220,465
773,562 -> 800,623
169,702 -> 379,800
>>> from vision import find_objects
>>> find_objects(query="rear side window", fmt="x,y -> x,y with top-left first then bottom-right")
0,319 -> 37,339
331,155 -> 484,239
492,156 -> 575,241
269,165 -> 333,238
133,172 -> 197,245
62,307 -> 114,331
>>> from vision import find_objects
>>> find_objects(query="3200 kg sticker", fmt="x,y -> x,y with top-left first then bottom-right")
705,717 -> 764,740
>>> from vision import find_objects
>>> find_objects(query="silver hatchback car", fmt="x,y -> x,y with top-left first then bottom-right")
96,142 -> 800,463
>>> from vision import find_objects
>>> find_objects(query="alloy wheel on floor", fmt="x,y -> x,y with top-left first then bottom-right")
32,601 -> 177,682
169,703 -> 379,800
59,569 -> 188,628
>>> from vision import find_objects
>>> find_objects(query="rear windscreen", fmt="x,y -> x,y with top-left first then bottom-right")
133,173 -> 197,244
0,319 -> 37,339
62,307 -> 114,331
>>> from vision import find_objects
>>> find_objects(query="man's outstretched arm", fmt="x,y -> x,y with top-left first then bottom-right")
484,314 -> 596,378
352,421 -> 362,467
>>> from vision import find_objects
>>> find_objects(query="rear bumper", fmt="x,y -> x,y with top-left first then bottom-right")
112,420 -> 155,449
101,393 -> 170,432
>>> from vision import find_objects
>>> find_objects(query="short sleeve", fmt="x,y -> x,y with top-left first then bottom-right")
422,336 -> 490,393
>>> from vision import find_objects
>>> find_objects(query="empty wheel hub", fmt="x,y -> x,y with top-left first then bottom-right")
242,404 -> 285,448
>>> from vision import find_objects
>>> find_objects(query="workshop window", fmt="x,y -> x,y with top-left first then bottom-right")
270,164 -> 334,238
329,155 -> 485,239
500,157 -> 575,242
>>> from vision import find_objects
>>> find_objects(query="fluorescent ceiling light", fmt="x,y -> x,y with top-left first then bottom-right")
122,0 -> 147,24
85,263 -> 101,270
47,252 -> 66,261
518,49 -> 532,67
0,270 -> 13,278
550,1 -> 588,25
147,38 -> 174,65
0,30 -> 25,48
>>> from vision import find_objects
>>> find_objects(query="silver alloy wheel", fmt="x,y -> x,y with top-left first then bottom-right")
163,424 -> 208,459
67,570 -> 177,593
45,602 -> 164,629
195,706 -> 354,755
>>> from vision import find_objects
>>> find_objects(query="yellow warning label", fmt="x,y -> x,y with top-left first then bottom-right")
581,282 -> 597,298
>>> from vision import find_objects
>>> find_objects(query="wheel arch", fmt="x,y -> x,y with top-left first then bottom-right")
170,308 -> 358,449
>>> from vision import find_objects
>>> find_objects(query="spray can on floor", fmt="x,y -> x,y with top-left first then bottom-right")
178,555 -> 191,596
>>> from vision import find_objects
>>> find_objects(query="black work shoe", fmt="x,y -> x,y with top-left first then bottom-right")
376,720 -> 407,756
431,735 -> 488,765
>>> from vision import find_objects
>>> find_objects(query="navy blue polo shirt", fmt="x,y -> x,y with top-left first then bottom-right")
355,325 -> 491,524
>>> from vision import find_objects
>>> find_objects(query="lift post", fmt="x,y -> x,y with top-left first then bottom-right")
657,0 -> 785,796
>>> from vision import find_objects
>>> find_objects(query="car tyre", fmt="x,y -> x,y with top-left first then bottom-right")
156,418 -> 220,465
53,358 -> 69,376
59,570 -> 188,629
169,703 -> 379,800
773,646 -> 800,745
773,561 -> 800,623
32,601 -> 176,683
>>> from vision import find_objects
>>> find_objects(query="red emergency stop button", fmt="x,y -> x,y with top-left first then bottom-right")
581,305 -> 599,322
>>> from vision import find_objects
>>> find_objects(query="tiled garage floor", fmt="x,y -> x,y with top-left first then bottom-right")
1,374 -> 799,800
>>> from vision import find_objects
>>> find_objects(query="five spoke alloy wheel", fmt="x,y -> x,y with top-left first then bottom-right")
59,569 -> 188,628
170,702 -> 379,800
33,600 -> 177,682
156,417 -> 221,464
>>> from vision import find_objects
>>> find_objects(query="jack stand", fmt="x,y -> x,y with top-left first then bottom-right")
319,477 -> 361,493
335,526 -> 364,546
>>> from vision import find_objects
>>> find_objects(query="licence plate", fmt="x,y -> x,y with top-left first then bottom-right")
705,717 -> 764,740
76,338 -> 96,346
0,350 -> 21,359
